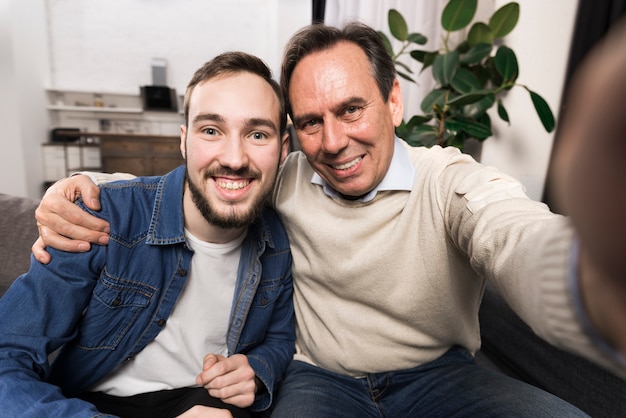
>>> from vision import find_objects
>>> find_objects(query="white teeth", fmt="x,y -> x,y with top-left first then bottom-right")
217,179 -> 250,190
333,156 -> 362,170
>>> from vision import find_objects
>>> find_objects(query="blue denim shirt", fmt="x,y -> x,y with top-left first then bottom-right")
0,165 -> 295,417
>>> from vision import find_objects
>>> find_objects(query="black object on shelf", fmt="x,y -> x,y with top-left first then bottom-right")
50,127 -> 81,142
140,86 -> 178,112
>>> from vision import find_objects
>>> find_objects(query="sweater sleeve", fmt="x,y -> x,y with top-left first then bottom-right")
440,156 -> 626,379
79,171 -> 137,185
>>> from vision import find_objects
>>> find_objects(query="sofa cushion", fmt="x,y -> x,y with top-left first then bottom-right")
0,193 -> 40,296
479,284 -> 626,418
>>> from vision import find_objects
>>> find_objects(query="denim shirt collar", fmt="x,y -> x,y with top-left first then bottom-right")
146,165 -> 275,249
311,137 -> 415,202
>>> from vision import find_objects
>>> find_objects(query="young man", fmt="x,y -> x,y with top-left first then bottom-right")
33,21 -> 626,417
0,51 -> 294,418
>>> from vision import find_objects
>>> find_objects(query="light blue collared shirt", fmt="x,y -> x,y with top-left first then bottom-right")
311,137 -> 415,201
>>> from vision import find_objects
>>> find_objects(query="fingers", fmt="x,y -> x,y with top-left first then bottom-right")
36,175 -> 110,247
201,353 -> 221,371
32,237 -> 52,264
39,224 -> 93,252
196,354 -> 256,408
74,176 -> 102,211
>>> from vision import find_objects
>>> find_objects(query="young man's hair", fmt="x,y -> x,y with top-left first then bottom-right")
280,22 -> 397,118
183,51 -> 287,134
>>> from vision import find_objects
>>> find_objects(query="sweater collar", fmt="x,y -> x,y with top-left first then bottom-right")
311,137 -> 415,202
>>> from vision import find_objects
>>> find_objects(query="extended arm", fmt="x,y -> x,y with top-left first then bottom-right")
549,20 -> 626,356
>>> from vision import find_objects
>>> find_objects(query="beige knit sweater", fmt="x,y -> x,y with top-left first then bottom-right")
271,143 -> 623,378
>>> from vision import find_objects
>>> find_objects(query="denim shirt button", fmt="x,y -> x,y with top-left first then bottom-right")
177,268 -> 187,277
112,295 -> 121,307
234,319 -> 242,328
250,275 -> 257,285
157,319 -> 166,327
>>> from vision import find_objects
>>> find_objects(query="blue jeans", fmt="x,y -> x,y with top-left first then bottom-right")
269,346 -> 589,417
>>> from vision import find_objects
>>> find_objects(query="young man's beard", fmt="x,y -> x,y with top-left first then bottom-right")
186,167 -> 270,229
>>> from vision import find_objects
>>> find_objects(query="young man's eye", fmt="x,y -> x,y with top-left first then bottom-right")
251,132 -> 267,140
202,127 -> 218,136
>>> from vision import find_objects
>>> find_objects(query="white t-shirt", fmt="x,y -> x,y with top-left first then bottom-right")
92,229 -> 245,396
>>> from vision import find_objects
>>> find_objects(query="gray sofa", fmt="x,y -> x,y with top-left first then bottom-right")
0,193 -> 40,295
1,192 -> 624,416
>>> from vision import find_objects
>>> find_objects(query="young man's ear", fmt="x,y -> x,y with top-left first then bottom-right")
179,125 -> 187,160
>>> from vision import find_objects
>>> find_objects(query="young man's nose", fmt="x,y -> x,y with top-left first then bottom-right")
218,137 -> 249,170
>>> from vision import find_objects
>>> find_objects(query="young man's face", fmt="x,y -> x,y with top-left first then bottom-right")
180,72 -> 286,231
288,41 -> 403,198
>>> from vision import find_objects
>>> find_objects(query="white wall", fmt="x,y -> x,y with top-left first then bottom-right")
0,0 -> 576,201
481,0 -> 577,201
0,0 -> 310,198
0,0 -> 49,198
45,0 -> 310,94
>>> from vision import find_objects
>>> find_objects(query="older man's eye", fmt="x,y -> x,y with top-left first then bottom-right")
342,106 -> 363,120
299,119 -> 321,134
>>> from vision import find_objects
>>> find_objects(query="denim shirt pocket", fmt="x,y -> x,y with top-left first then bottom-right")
76,272 -> 156,350
236,277 -> 285,349
251,276 -> 283,308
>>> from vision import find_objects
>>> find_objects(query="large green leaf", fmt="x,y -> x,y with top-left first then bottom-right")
528,90 -> 555,132
407,32 -> 428,45
447,91 -> 489,107
494,46 -> 518,83
460,44 -> 493,65
411,50 -> 438,73
450,68 -> 483,94
467,23 -> 494,47
406,114 -> 433,128
433,50 -> 460,86
446,117 -> 492,139
388,9 -> 408,41
442,0 -> 478,32
497,99 -> 510,123
420,89 -> 449,113
402,125 -> 439,147
394,60 -> 414,75
460,92 -> 495,118
396,70 -> 415,83
489,2 -> 520,38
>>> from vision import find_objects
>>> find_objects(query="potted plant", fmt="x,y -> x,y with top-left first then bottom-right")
378,0 -> 555,151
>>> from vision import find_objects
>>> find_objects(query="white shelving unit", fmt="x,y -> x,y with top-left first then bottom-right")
46,104 -> 143,113
42,88 -> 185,184
45,88 -> 184,134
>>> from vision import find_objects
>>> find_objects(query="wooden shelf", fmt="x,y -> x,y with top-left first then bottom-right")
46,105 -> 143,113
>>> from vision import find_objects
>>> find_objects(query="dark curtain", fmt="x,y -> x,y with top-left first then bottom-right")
542,0 -> 626,211
312,0 -> 325,24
